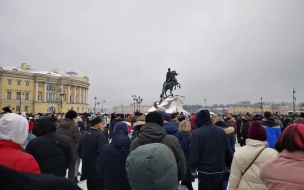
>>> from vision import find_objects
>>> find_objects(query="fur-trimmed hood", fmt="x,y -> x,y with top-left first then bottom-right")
223,127 -> 235,135
133,121 -> 145,127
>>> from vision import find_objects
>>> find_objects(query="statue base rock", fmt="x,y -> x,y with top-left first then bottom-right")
147,95 -> 190,115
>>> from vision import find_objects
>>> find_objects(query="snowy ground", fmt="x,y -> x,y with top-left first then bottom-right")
77,144 -> 241,190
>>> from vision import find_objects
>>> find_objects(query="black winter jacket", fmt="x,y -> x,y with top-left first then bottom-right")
96,130 -> 132,190
77,127 -> 108,180
26,119 -> 72,177
181,132 -> 195,183
190,110 -> 232,173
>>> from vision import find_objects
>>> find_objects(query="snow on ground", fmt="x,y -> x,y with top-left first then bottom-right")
77,144 -> 241,190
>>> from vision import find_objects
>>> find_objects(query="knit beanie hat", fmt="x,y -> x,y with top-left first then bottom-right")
37,117 -> 56,136
214,114 -> 225,123
146,112 -> 164,126
113,122 -> 128,135
162,113 -> 172,122
90,116 -> 104,126
248,121 -> 267,141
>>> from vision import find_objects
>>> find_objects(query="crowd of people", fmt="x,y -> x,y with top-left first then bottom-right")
0,105 -> 304,190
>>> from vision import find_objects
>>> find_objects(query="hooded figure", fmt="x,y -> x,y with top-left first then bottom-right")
126,143 -> 178,190
96,122 -> 132,190
0,113 -> 40,174
130,111 -> 186,181
190,110 -> 232,190
25,117 -> 72,177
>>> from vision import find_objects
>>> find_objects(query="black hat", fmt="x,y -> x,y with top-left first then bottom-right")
146,111 -> 164,126
90,116 -> 104,126
37,117 -> 56,136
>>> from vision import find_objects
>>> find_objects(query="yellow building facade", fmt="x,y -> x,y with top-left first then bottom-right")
0,63 -> 89,114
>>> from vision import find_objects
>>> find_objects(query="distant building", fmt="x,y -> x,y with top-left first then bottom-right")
227,105 -> 297,115
0,63 -> 89,113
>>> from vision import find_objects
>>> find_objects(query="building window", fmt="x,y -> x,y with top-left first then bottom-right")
16,106 -> 20,112
47,92 -> 56,102
7,91 -> 12,99
16,92 -> 21,100
38,82 -> 42,87
17,80 -> 21,85
25,106 -> 29,112
71,107 -> 74,110
26,82 -> 30,86
25,93 -> 30,100
47,84 -> 56,91
77,107 -> 79,112
8,79 -> 12,85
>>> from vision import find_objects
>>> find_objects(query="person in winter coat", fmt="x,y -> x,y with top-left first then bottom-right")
260,123 -> 304,190
74,116 -> 84,182
0,164 -> 82,190
282,117 -> 292,131
130,111 -> 186,181
96,122 -> 132,190
190,115 -> 198,134
260,111 -> 281,148
56,110 -> 81,181
126,143 -> 178,190
77,116 -> 108,190
239,116 -> 250,147
108,114 -> 122,140
190,110 -> 232,190
0,113 -> 40,174
162,113 -> 188,154
21,120 -> 37,150
25,117 -> 73,177
228,121 -> 278,190
130,116 -> 145,140
171,113 -> 180,128
214,114 -> 235,190
178,120 -> 194,190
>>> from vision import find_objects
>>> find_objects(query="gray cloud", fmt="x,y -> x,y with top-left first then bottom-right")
1,0 -> 303,109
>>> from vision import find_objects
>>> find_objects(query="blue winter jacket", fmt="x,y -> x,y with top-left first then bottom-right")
96,122 -> 132,190
163,122 -> 188,154
261,118 -> 282,148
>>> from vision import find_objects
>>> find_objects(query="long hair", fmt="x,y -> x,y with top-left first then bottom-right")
179,120 -> 191,132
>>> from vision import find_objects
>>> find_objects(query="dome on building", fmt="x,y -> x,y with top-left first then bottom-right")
66,71 -> 78,76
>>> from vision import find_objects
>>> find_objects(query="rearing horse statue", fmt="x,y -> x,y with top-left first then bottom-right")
159,70 -> 181,104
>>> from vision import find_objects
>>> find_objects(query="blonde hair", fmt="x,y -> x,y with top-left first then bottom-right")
74,116 -> 83,124
295,117 -> 304,124
179,120 -> 191,132
139,115 -> 145,121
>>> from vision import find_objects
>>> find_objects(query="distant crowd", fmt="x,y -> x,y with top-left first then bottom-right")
0,105 -> 304,190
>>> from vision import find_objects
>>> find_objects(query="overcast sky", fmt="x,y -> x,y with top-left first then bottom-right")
1,0 -> 303,109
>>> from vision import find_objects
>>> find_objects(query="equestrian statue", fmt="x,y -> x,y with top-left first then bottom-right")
159,68 -> 181,104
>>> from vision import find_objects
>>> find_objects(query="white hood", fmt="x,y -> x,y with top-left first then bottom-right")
0,113 -> 28,144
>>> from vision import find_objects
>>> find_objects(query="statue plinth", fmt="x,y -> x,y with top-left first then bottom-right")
147,95 -> 190,115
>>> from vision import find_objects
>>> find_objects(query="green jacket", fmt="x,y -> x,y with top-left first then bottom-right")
126,143 -> 178,190
130,122 -> 186,181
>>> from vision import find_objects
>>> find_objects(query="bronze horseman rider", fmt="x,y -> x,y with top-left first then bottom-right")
159,68 -> 181,104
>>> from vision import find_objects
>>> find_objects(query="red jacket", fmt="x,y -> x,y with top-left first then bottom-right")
0,140 -> 40,174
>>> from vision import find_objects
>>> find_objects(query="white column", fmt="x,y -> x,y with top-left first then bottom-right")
86,88 -> 89,104
44,82 -> 47,102
74,86 -> 76,103
79,87 -> 82,103
35,82 -> 38,101
68,85 -> 70,103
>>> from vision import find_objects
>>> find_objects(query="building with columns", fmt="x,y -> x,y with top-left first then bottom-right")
0,63 -> 89,114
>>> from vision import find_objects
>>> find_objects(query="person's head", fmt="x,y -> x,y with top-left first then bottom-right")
57,113 -> 62,120
275,123 -> 304,152
0,113 -> 28,144
294,117 -> 304,125
214,114 -> 224,123
225,114 -> 232,120
36,117 -> 57,136
145,111 -> 164,126
90,116 -> 105,131
195,110 -> 212,127
264,111 -> 271,118
113,122 -> 129,136
74,116 -> 82,124
179,120 -> 191,132
170,113 -> 176,119
162,113 -> 172,123
139,115 -> 145,121
65,110 -> 78,120
248,121 -> 267,141
126,143 -> 178,190
156,106 -> 165,114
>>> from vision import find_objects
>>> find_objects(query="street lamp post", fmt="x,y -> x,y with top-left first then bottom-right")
204,98 -> 207,110
94,97 -> 97,114
260,96 -> 263,115
59,88 -> 65,113
19,92 -> 24,114
136,96 -> 143,112
101,99 -> 105,113
293,88 -> 296,113
132,95 -> 137,113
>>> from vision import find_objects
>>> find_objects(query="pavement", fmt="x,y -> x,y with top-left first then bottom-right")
77,143 -> 241,190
